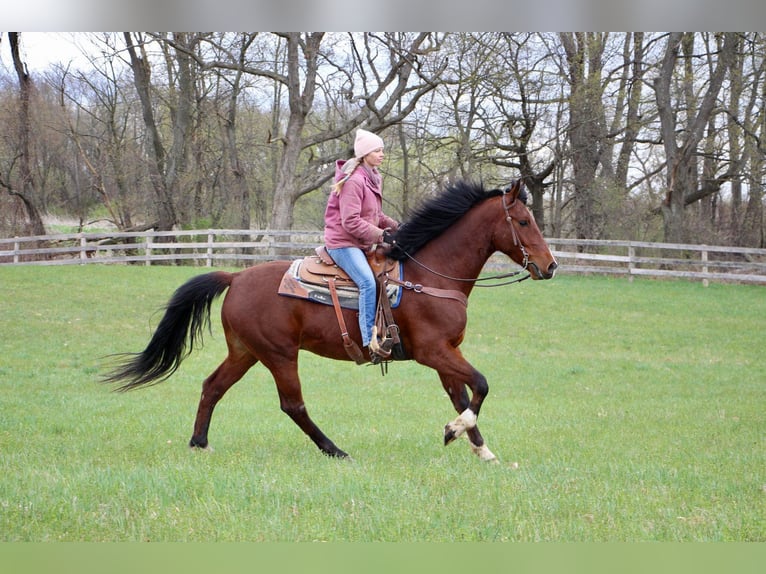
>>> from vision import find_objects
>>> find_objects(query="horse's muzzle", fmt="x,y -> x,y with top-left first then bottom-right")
529,260 -> 558,280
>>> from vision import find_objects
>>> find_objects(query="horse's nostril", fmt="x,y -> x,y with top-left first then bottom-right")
542,261 -> 558,279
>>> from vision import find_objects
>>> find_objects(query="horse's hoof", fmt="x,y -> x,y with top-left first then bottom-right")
444,409 -> 475,445
323,448 -> 350,459
189,437 -> 213,452
444,426 -> 458,445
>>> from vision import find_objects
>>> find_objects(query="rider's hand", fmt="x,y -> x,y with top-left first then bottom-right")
381,229 -> 396,247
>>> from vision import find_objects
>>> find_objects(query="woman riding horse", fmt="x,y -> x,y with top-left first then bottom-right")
104,179 -> 557,462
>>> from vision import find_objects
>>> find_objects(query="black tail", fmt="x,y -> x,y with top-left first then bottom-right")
102,271 -> 234,392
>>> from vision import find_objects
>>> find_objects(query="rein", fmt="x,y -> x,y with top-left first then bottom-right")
400,252 -> 530,287
396,188 -> 531,288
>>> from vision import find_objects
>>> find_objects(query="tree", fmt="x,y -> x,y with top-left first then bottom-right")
492,33 -> 558,231
277,33 -> 448,228
614,33 -> 647,190
740,34 -> 766,247
123,32 -> 197,231
0,33 -> 46,236
653,32 -> 737,243
558,32 -> 610,240
724,33 -> 766,246
54,40 -> 141,231
267,32 -> 324,229
191,33 -> 447,228
423,33 -> 558,231
219,34 -> 257,230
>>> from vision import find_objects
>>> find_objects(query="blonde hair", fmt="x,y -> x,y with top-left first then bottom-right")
331,157 -> 362,195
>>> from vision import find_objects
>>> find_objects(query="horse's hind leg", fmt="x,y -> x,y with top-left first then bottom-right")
190,353 -> 256,450
268,360 -> 349,458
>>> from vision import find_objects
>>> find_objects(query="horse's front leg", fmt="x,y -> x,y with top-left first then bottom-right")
434,349 -> 498,462
441,380 -> 497,462
466,427 -> 498,462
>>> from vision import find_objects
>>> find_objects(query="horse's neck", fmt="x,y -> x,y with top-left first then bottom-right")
409,206 -> 495,286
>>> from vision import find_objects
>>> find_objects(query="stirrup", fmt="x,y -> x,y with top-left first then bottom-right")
378,336 -> 394,354
368,342 -> 392,361
369,349 -> 386,365
369,326 -> 393,362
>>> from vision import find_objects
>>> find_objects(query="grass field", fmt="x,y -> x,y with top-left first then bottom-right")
0,265 -> 764,541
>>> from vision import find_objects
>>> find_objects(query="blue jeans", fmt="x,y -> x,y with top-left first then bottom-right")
326,247 -> 376,346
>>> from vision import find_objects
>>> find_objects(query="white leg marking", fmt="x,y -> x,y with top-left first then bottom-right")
460,408 -> 477,429
447,408 -> 477,438
469,440 -> 499,463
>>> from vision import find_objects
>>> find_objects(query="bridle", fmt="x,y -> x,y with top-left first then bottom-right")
397,187 -> 531,288
500,186 -> 530,271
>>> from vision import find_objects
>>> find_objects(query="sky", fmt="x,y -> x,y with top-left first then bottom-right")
0,33 -> 91,74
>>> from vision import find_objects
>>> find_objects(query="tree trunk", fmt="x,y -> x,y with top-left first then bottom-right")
615,32 -> 645,189
223,36 -> 255,230
123,32 -> 177,231
742,56 -> 766,247
5,33 -> 46,236
269,33 -> 322,229
727,34 -> 744,244
270,120 -> 306,229
559,32 -> 608,240
165,32 -> 194,227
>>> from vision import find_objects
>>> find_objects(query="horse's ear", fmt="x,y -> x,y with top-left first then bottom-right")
504,179 -> 525,204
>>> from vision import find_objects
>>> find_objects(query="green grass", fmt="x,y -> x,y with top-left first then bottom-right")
0,266 -> 764,541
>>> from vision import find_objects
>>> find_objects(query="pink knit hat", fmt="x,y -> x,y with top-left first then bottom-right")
354,129 -> 384,159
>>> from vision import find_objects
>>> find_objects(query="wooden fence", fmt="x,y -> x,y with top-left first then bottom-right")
2,229 -> 766,286
545,238 -> 766,286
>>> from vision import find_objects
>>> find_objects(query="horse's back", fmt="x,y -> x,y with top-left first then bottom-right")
225,260 -> 293,309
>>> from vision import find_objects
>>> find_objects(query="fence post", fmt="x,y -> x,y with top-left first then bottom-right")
628,243 -> 635,283
145,234 -> 152,266
14,239 -> 20,264
79,234 -> 87,264
206,231 -> 214,267
701,247 -> 709,287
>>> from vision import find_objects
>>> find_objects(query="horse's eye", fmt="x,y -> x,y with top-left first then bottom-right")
518,219 -> 529,227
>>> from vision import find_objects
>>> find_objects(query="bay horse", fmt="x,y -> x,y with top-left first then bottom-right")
103,179 -> 557,462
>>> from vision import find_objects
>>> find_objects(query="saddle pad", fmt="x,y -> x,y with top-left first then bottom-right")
278,258 -> 403,310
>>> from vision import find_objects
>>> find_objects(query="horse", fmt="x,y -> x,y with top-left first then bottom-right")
103,179 -> 557,462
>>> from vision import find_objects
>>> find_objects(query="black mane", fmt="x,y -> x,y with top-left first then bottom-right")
388,180 -> 513,261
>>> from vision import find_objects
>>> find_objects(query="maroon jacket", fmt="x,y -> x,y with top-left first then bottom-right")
323,160 -> 398,250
